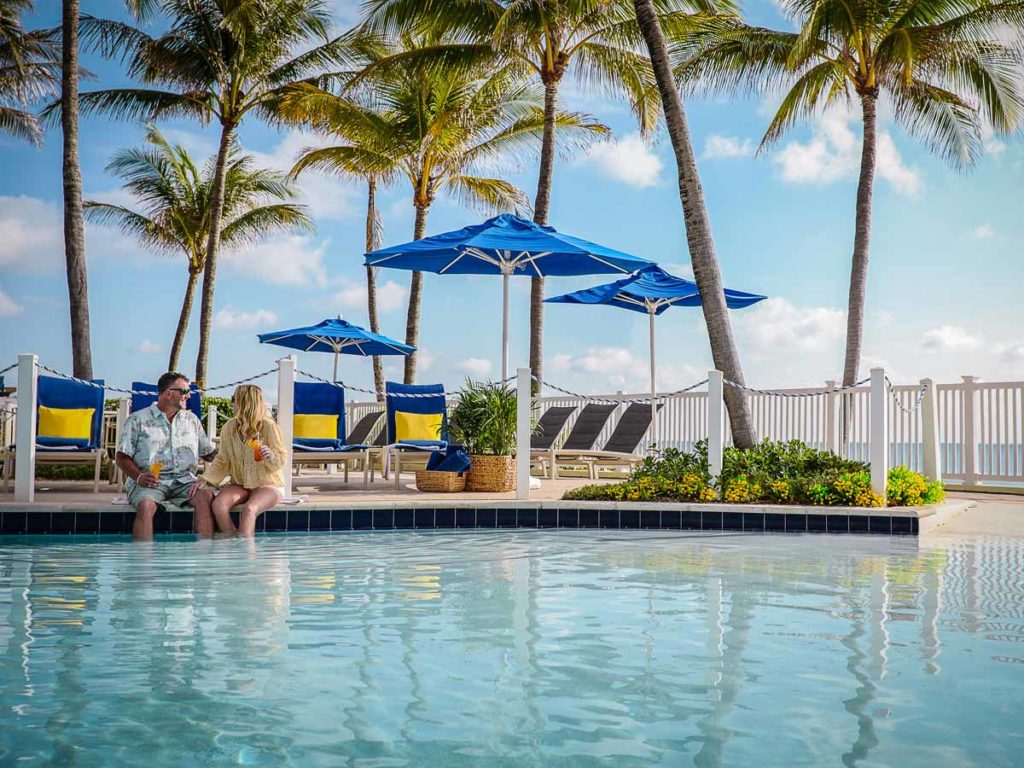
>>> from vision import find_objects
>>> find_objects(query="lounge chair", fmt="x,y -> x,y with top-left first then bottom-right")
569,403 -> 663,478
535,403 -> 616,479
291,382 -> 373,489
384,381 -> 448,489
528,405 -> 576,477
1,374 -> 107,493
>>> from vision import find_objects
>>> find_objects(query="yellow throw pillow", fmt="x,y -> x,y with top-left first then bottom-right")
395,411 -> 442,442
38,406 -> 95,441
293,413 -> 338,440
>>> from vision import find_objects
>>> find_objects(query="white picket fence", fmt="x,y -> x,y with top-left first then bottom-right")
344,376 -> 1024,486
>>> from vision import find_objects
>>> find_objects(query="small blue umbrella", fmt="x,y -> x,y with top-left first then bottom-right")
546,265 -> 767,443
258,317 -> 414,382
365,213 -> 654,379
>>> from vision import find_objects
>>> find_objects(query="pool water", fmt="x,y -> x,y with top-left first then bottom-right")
1,530 -> 1022,767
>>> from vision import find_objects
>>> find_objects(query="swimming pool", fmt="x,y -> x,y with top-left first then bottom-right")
1,530 -> 1021,766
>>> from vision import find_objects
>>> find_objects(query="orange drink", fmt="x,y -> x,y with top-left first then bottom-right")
249,439 -> 263,462
149,461 -> 163,480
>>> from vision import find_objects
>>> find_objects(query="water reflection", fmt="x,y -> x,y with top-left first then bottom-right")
0,531 -> 1023,766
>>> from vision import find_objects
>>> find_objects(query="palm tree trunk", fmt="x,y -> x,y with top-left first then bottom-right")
365,178 -> 385,400
194,123 -> 235,387
403,203 -> 429,384
168,268 -> 200,371
62,0 -> 92,379
530,78 -> 560,395
633,0 -> 756,448
842,93 -> 878,388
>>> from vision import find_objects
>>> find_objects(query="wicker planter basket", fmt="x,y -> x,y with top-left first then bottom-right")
415,470 -> 467,493
465,454 -> 515,492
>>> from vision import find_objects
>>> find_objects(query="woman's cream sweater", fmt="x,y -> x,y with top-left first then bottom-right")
203,418 -> 286,489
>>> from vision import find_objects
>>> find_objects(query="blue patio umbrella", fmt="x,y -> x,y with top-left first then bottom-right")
365,213 -> 653,379
546,265 -> 767,443
258,317 -> 414,382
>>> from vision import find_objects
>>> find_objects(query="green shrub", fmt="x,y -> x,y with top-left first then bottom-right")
35,458 -> 113,481
201,396 -> 233,429
448,379 -> 518,455
562,439 -> 940,508
887,465 -> 945,506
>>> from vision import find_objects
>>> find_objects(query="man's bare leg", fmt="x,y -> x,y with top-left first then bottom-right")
191,487 -> 216,538
132,499 -> 158,541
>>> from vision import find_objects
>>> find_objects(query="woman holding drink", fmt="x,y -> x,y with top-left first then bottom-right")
199,384 -> 286,536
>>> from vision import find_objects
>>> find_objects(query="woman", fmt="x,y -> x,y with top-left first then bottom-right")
201,384 -> 286,536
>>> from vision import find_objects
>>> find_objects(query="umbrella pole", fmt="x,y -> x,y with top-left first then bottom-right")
649,310 -> 657,448
333,349 -> 339,383
502,272 -> 510,381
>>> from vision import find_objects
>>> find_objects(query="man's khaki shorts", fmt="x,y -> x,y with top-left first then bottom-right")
127,478 -> 196,512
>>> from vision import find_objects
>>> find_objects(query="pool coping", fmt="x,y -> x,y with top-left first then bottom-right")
0,499 -> 973,537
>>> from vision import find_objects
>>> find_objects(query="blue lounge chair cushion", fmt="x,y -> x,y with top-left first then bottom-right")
293,381 -> 349,451
36,375 -> 104,450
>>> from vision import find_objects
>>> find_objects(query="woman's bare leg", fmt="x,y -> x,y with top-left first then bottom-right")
211,485 -> 250,534
237,486 -> 282,537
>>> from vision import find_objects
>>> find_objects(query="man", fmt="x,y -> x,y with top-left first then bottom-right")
116,371 -> 217,540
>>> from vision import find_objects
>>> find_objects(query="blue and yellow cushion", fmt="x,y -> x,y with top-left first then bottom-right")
37,406 -> 95,448
294,414 -> 338,441
394,411 -> 443,443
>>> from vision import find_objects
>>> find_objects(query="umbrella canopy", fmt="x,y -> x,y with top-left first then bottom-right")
545,264 -> 767,314
546,265 -> 767,445
258,317 -> 414,382
365,213 -> 654,378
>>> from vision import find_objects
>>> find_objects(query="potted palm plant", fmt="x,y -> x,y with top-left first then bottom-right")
449,379 -> 518,492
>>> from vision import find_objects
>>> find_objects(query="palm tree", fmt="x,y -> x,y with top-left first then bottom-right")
51,0 -> 156,381
362,0 -> 673,394
633,0 -> 758,448
80,0 -> 353,385
291,132 -> 395,398
0,0 -> 59,144
84,127 -> 313,370
672,0 -> 1024,387
284,34 -> 605,383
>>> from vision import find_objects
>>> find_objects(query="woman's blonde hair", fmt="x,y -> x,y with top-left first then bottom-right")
232,384 -> 267,442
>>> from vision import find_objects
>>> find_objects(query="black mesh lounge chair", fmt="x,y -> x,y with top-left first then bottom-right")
538,403 -> 616,479
575,403 -> 663,478
528,405 -> 577,478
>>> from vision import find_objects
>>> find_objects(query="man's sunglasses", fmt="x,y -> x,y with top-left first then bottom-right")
163,387 -> 192,396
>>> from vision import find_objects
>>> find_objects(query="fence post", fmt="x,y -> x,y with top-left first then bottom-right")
962,375 -> 978,485
870,368 -> 888,502
708,370 -> 724,482
14,353 -> 38,503
920,378 -> 942,483
276,355 -> 296,501
113,397 -> 129,485
207,404 -> 218,442
516,367 -> 531,500
825,379 -> 839,455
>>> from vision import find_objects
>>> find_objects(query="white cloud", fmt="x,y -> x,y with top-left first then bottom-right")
457,357 -> 493,378
0,196 -> 63,272
247,130 -> 359,221
329,277 -> 408,315
773,110 -> 921,197
980,123 -> 1007,157
416,347 -> 435,372
659,261 -> 694,279
547,346 -> 703,393
221,235 -> 328,287
584,133 -> 662,187
137,339 -> 160,355
214,305 -> 279,330
703,135 -> 754,159
973,224 -> 995,239
921,324 -> 980,350
0,285 -> 23,317
996,341 -> 1024,362
734,297 -> 846,355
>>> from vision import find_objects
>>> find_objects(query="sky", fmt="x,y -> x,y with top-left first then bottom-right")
2,1 -> 1023,403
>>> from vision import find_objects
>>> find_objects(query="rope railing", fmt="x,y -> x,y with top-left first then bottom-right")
35,363 -> 276,396
723,377 -> 871,398
0,363 -> 17,377
886,377 -> 928,414
532,376 -> 709,405
296,368 -> 516,398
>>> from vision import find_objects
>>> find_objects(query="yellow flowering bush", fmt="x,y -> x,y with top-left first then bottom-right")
887,466 -> 945,506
